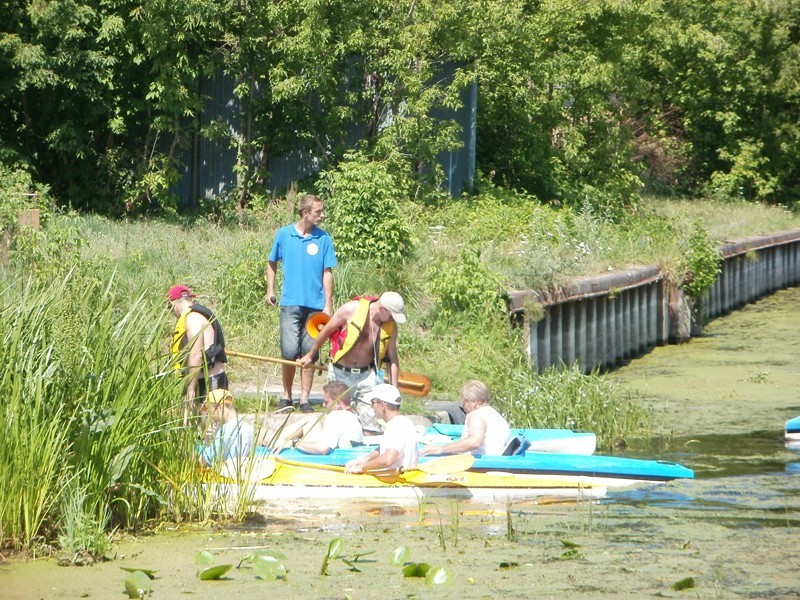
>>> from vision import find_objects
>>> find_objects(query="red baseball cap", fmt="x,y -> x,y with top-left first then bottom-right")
167,284 -> 196,302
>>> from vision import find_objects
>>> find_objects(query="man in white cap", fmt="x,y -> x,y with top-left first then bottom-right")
299,291 -> 406,434
344,384 -> 418,473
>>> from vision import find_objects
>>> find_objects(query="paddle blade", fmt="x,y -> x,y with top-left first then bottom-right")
415,454 -> 475,475
393,371 -> 431,397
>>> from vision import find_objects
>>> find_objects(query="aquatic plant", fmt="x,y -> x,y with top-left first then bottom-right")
0,270 -> 261,551
496,364 -> 652,449
123,570 -> 152,598
391,545 -> 450,585
319,537 -> 344,575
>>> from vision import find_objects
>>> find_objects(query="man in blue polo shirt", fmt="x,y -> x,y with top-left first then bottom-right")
266,194 -> 336,413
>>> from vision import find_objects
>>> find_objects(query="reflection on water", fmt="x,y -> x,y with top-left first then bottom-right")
606,429 -> 800,516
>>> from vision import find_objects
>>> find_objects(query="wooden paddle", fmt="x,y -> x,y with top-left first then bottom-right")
226,350 -> 431,397
274,453 -> 475,476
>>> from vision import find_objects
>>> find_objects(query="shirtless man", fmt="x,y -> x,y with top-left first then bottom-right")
298,291 -> 406,433
420,380 -> 510,456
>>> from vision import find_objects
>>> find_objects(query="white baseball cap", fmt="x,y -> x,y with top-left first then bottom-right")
366,383 -> 402,406
379,291 -> 406,323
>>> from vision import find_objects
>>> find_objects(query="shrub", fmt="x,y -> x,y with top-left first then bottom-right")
318,152 -> 414,261
426,248 -> 506,323
0,165 -> 53,232
679,221 -> 722,304
495,365 -> 651,449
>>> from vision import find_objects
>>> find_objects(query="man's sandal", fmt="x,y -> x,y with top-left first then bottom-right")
276,398 -> 294,412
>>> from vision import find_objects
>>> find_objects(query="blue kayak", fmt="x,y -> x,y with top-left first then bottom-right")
786,415 -> 800,442
427,423 -> 597,456
274,447 -> 694,488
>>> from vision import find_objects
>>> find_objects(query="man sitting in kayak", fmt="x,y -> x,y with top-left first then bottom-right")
290,381 -> 364,454
199,389 -> 254,467
344,384 -> 418,473
421,380 -> 510,456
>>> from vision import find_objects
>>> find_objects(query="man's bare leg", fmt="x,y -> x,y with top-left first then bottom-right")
281,363 -> 295,401
299,366 -> 314,405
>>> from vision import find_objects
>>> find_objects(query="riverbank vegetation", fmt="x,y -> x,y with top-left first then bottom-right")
3,0 -> 800,555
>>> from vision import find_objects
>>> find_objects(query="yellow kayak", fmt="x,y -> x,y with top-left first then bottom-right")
211,455 -> 607,501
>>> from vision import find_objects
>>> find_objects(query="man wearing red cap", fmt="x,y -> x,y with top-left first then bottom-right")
168,284 -> 228,425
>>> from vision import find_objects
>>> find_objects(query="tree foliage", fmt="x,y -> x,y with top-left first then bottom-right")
1,0 -> 800,214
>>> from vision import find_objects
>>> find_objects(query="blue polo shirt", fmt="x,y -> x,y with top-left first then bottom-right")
269,224 -> 337,309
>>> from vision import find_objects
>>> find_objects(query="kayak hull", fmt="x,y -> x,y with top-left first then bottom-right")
252,447 -> 693,488
212,456 -> 607,501
785,415 -> 800,442
426,424 -> 597,456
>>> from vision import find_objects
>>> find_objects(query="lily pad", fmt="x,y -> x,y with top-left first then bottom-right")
194,550 -> 215,566
255,549 -> 288,560
425,566 -> 450,586
326,537 -> 344,560
120,567 -> 157,579
198,564 -> 233,580
123,570 -> 152,598
402,562 -> 431,577
390,546 -> 410,566
252,555 -> 286,581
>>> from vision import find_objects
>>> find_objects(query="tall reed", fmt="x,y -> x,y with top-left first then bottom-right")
0,267 -> 259,550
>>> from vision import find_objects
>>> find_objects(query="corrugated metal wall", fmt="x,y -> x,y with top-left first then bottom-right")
175,66 -> 476,208
508,229 -> 800,373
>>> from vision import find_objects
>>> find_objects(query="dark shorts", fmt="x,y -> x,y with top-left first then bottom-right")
279,305 -> 319,361
196,371 -> 229,405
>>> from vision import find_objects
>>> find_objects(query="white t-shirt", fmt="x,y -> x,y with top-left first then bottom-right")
462,405 -> 510,455
380,414 -> 419,470
320,409 -> 364,450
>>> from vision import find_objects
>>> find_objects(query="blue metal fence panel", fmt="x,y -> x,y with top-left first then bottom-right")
175,64 -> 476,207
508,230 -> 800,373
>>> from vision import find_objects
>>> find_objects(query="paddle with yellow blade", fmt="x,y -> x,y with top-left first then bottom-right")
225,453 -> 474,483
272,453 -> 475,477
226,349 -> 431,397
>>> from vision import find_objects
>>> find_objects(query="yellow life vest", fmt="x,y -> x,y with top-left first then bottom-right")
170,304 -> 227,373
171,309 -> 190,372
332,298 -> 395,365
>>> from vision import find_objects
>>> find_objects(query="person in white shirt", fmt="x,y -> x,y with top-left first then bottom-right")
420,380 -> 510,456
344,384 -> 418,473
293,381 -> 364,454
199,389 -> 254,466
